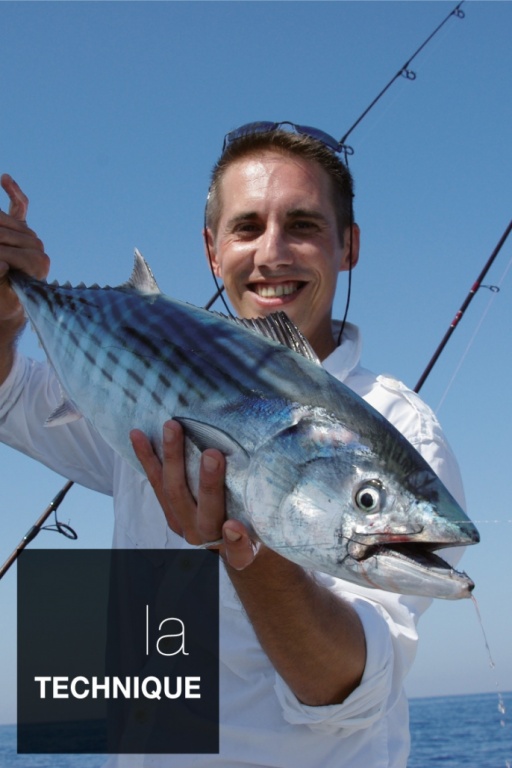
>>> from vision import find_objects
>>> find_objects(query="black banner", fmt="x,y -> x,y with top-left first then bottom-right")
17,549 -> 219,754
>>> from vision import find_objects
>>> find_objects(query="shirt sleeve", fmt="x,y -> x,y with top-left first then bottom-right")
0,353 -> 115,495
272,594 -> 395,735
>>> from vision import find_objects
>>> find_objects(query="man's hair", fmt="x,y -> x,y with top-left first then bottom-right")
205,130 -> 355,244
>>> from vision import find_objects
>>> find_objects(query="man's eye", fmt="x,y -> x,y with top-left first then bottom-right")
235,223 -> 259,234
292,220 -> 316,230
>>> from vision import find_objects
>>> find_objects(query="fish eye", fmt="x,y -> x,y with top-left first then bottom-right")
354,482 -> 383,513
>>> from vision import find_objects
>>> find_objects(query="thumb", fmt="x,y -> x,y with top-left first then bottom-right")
222,521 -> 259,571
1,174 -> 29,223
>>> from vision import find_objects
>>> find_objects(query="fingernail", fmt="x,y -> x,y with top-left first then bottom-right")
163,423 -> 176,443
224,529 -> 242,543
202,453 -> 219,473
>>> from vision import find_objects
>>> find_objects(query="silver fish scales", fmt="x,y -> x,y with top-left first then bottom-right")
9,251 -> 480,599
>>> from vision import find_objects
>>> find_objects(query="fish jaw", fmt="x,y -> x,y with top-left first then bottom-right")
344,544 -> 475,599
245,413 -> 479,599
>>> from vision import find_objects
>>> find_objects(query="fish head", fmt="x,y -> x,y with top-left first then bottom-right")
246,410 -> 479,599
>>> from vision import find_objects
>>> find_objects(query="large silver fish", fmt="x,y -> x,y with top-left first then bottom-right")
10,251 -> 479,599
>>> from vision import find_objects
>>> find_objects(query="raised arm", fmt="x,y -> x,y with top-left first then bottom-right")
0,174 -> 49,384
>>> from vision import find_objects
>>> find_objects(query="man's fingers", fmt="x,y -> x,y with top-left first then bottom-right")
160,424 -> 227,547
0,174 -> 49,291
1,174 -> 29,222
160,420 -> 202,544
197,449 -> 226,545
131,420 -> 232,553
130,427 -> 183,537
130,429 -> 164,494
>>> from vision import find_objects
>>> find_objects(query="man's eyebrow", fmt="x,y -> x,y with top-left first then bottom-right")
286,208 -> 328,222
224,211 -> 259,230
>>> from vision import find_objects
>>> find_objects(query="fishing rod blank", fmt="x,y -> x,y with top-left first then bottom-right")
339,1 -> 465,146
414,219 -> 512,394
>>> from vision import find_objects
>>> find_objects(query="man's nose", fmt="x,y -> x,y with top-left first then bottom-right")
253,225 -> 293,269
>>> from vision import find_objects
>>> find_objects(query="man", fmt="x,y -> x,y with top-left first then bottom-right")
0,123 -> 466,766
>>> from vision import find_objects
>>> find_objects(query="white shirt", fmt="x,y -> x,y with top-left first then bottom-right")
0,323 -> 466,767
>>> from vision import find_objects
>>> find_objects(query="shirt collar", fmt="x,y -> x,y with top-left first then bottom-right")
322,321 -> 362,382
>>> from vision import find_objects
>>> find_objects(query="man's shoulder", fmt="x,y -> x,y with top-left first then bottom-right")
346,365 -> 443,448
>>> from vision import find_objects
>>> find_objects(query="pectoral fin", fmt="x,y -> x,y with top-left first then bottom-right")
176,417 -> 250,467
45,399 -> 83,426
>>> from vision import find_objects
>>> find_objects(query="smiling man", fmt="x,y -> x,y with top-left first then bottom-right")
204,125 -> 359,359
205,148 -> 358,360
0,123 -> 467,767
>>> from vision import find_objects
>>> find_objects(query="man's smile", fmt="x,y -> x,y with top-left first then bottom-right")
249,281 -> 306,299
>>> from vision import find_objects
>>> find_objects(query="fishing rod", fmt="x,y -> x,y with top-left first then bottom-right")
0,1 -> 468,577
339,0 -> 465,146
414,219 -> 512,394
0,480 -> 75,580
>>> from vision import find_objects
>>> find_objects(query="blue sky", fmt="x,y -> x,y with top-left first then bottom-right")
1,0 -> 511,727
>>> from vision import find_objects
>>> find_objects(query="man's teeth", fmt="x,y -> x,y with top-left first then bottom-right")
254,283 -> 300,298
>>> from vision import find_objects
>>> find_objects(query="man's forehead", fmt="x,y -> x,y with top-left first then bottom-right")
223,149 -> 324,180
220,151 -> 332,204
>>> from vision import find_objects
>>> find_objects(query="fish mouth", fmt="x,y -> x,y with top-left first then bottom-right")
352,542 -> 474,590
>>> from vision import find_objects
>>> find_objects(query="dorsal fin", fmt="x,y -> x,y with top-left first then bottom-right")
47,251 -> 160,294
120,249 -> 161,295
214,311 -> 321,365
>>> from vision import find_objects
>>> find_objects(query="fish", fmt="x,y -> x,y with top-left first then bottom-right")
9,250 -> 480,599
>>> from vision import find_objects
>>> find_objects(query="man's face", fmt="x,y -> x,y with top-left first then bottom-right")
206,151 -> 359,360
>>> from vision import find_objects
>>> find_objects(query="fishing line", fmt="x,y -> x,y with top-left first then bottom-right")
414,218 -> 512,393
336,157 -> 356,347
435,250 -> 512,414
203,196 -> 235,318
336,238 -> 353,347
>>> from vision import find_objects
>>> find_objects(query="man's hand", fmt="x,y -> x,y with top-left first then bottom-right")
0,174 -> 49,304
131,418 -> 366,705
130,419 -> 257,570
0,174 -> 50,383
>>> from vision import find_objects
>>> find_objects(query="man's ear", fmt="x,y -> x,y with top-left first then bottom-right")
203,227 -> 221,277
340,224 -> 360,272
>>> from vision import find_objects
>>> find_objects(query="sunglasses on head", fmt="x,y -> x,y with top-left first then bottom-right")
222,121 -> 352,156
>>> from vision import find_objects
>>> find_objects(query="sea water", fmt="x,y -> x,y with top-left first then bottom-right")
408,691 -> 512,767
1,691 -> 511,767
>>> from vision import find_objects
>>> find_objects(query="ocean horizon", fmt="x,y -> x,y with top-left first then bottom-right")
1,690 -> 511,766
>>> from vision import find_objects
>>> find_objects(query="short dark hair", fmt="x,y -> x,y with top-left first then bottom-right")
205,129 -> 355,244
